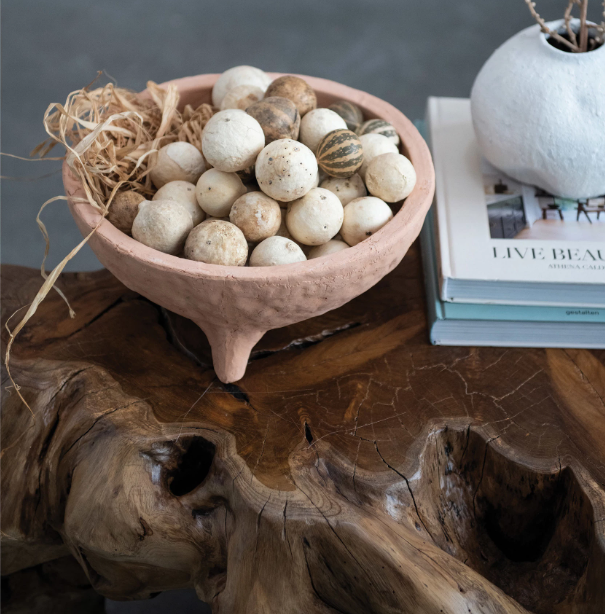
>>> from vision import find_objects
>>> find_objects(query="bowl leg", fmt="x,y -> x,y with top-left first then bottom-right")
200,325 -> 265,383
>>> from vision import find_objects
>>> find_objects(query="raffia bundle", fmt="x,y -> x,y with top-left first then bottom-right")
5,74 -> 215,411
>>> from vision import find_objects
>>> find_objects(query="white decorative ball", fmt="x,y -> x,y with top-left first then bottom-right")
184,220 -> 248,266
132,199 -> 193,255
358,133 -> 398,181
365,153 -> 417,202
202,109 -> 265,173
195,169 -> 247,217
149,142 -> 206,188
212,66 -> 272,108
299,108 -> 347,153
286,187 -> 343,246
229,191 -> 282,242
320,173 -> 367,206
255,139 -> 318,202
153,180 -> 205,226
340,196 -> 393,246
220,84 -> 265,111
308,240 -> 349,259
249,236 -> 307,266
471,20 -> 605,199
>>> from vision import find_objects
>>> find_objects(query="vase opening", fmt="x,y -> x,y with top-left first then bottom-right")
547,23 -> 603,52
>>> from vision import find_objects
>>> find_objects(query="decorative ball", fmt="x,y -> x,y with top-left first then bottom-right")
357,119 -> 400,146
265,76 -> 317,117
229,191 -> 282,242
195,169 -> 246,217
299,109 -> 347,153
245,96 -> 301,143
340,196 -> 393,246
184,220 -> 248,266
201,109 -> 265,172
316,129 -> 364,178
365,153 -> 417,203
132,199 -> 193,255
212,66 -> 272,108
220,84 -> 265,111
107,190 -> 145,234
358,133 -> 399,180
149,142 -> 206,188
329,100 -> 364,132
308,239 -> 349,259
286,187 -> 344,246
320,173 -> 367,206
153,180 -> 205,226
255,139 -> 318,202
249,236 -> 307,266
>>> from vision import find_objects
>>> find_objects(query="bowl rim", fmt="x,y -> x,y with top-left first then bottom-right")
64,72 -> 435,282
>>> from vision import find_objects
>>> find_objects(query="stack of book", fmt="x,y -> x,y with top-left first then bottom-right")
419,98 -> 605,348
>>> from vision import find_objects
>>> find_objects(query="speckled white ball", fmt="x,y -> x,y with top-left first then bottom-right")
149,142 -> 206,188
220,84 -> 265,111
184,220 -> 248,266
255,139 -> 318,202
286,187 -> 344,246
202,109 -> 265,173
365,153 -> 417,202
308,239 -> 349,259
196,169 -> 246,217
249,236 -> 307,266
212,65 -> 272,108
320,173 -> 367,206
299,109 -> 347,153
153,180 -> 205,225
340,196 -> 393,246
358,133 -> 399,181
132,199 -> 193,254
229,191 -> 282,242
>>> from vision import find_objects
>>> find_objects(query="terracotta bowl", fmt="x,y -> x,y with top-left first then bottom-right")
64,73 -> 435,383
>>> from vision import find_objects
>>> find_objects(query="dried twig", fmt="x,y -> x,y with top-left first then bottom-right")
524,0 -> 579,51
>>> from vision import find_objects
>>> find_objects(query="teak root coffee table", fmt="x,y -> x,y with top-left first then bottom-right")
2,247 -> 604,614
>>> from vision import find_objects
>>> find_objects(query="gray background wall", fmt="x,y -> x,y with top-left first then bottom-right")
2,0 -> 599,612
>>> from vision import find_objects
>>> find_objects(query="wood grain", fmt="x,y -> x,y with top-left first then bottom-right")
2,246 -> 604,613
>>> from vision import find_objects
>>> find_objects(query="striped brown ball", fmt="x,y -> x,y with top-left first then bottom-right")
246,96 -> 301,144
329,100 -> 364,132
316,129 -> 364,178
265,76 -> 317,117
357,119 -> 400,146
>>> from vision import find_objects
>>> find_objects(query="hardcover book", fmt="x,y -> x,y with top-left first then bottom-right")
426,97 -> 605,307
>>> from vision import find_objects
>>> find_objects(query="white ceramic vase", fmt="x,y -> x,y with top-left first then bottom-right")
471,20 -> 605,199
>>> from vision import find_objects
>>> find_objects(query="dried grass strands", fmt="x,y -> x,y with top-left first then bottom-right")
4,77 -> 213,415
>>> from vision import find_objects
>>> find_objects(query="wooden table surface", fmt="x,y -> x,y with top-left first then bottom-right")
2,245 -> 604,614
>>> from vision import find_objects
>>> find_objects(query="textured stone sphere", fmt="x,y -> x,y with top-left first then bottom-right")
149,142 -> 206,188
246,96 -> 300,143
471,20 -> 605,198
308,239 -> 349,259
201,109 -> 265,172
229,191 -> 282,242
329,100 -> 364,132
153,180 -> 205,226
249,235 -> 307,266
365,153 -> 417,203
255,139 -> 318,202
132,199 -> 194,255
286,187 -> 344,246
184,220 -> 248,266
320,173 -> 367,206
300,109 -> 347,153
358,133 -> 399,181
195,169 -> 246,217
212,66 -> 272,108
340,196 -> 393,246
107,190 -> 145,234
265,76 -> 317,117
220,84 -> 265,111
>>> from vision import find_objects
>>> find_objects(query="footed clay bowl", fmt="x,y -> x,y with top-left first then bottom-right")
65,73 -> 435,383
